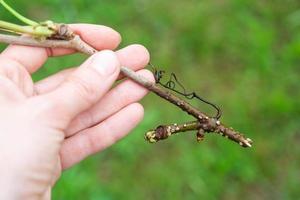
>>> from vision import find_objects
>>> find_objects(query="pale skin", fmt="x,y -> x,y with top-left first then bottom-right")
0,24 -> 154,199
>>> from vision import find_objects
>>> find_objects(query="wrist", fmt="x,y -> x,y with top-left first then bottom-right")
0,163 -> 51,200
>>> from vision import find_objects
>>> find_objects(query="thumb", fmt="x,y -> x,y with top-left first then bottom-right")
46,50 -> 120,119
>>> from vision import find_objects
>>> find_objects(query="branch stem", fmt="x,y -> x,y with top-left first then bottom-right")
0,30 -> 253,148
0,33 -> 68,47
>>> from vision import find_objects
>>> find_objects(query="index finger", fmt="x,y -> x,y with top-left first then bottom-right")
0,24 -> 121,74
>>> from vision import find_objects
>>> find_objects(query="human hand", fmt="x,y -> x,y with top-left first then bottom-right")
0,24 -> 153,199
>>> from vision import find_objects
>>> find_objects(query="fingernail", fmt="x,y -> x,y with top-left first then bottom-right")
91,50 -> 119,76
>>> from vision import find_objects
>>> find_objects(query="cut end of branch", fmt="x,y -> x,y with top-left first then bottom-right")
240,138 -> 253,148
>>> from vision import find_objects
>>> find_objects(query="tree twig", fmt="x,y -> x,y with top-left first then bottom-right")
0,26 -> 253,148
145,121 -> 252,147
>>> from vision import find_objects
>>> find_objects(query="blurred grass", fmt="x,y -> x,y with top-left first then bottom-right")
1,0 -> 300,199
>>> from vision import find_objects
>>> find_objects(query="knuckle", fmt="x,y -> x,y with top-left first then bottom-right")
101,122 -> 117,144
86,134 -> 98,154
86,122 -> 116,154
77,109 -> 95,131
115,86 -> 132,105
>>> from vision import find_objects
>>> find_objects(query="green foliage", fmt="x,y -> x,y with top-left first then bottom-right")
1,0 -> 300,199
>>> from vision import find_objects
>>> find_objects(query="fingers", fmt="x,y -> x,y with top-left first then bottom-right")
45,50 -> 120,120
116,44 -> 150,78
66,69 -> 154,136
60,103 -> 144,169
0,24 -> 121,74
34,44 -> 150,94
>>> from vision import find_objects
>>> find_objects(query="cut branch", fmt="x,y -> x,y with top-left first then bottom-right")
145,121 -> 252,147
0,26 -> 253,148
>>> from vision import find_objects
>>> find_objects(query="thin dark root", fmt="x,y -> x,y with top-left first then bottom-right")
148,62 -> 222,120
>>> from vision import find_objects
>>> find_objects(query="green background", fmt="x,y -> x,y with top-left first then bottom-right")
1,0 -> 300,199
